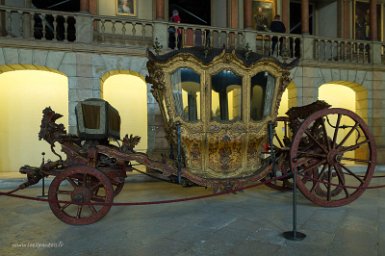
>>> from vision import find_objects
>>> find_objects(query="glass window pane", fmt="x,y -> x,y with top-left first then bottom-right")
171,68 -> 201,122
211,70 -> 242,121
250,71 -> 276,121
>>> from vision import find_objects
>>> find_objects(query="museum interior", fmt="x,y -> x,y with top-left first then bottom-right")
0,0 -> 384,176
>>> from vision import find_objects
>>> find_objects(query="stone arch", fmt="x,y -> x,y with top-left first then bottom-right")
100,69 -> 146,97
318,81 -> 369,160
0,64 -> 66,76
100,70 -> 149,152
0,66 -> 68,172
318,80 -> 368,123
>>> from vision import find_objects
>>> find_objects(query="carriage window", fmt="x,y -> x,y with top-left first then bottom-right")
211,70 -> 242,121
171,68 -> 201,122
250,72 -> 276,121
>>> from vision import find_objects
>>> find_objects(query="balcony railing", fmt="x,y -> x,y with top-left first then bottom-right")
0,5 -> 384,66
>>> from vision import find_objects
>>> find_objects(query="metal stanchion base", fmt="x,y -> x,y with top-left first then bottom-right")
282,231 -> 306,241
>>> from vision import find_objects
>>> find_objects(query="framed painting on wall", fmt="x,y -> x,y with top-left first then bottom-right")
353,0 -> 383,41
116,0 -> 136,16
252,0 -> 276,31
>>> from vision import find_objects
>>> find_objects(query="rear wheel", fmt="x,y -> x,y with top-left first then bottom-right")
290,108 -> 376,207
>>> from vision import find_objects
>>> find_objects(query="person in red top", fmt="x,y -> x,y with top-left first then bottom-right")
169,9 -> 182,49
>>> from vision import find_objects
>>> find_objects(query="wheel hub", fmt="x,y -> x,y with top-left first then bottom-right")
327,149 -> 342,165
71,187 -> 92,203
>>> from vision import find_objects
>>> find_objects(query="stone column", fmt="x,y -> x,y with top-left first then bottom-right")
89,0 -> 97,15
281,0 -> 289,31
301,0 -> 309,34
80,0 -> 89,13
370,0 -> 377,40
244,0 -> 253,29
343,0 -> 350,39
230,0 -> 238,29
156,0 -> 165,20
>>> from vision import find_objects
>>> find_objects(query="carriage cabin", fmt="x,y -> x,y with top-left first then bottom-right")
146,47 -> 295,184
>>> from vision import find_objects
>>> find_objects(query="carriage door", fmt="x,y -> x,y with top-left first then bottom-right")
205,69 -> 245,178
170,67 -> 204,175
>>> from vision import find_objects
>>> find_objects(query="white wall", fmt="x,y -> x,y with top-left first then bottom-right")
317,1 -> 338,37
0,70 -> 68,172
212,0 -> 227,27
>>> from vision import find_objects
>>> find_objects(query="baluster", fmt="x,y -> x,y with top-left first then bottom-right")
112,20 -> 116,37
17,10 -> 23,38
192,28 -> 196,47
209,29 -> 214,48
182,26 -> 186,48
132,23 -> 136,37
42,14 -> 47,40
64,15 -> 69,42
52,14 -> 57,41
100,19 -> 105,42
122,22 -> 126,41
142,23 -> 146,39
6,10 -> 11,37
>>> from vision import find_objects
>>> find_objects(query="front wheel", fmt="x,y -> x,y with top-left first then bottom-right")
48,165 -> 114,225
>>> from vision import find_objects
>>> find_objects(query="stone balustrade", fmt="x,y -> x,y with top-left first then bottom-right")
0,5 -> 384,67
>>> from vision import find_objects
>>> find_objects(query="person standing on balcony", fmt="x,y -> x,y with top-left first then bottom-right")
169,9 -> 182,49
270,14 -> 286,56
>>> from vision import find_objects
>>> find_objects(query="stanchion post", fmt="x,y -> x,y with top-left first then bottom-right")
38,152 -> 47,198
176,122 -> 182,184
268,121 -> 276,173
282,159 -> 306,241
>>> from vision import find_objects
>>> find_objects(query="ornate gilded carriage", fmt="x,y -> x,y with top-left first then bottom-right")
146,47 -> 291,187
17,47 -> 377,225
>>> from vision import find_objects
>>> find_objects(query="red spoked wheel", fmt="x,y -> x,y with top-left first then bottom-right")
264,116 -> 293,191
290,108 -> 376,207
48,166 -> 114,225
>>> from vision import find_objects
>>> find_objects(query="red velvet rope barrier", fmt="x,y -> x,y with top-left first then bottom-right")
0,175 -> 285,206
1,172 -> 385,207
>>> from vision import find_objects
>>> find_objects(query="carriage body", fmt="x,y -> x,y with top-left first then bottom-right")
146,48 -> 291,187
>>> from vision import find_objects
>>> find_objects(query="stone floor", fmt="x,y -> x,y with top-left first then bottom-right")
0,168 -> 385,256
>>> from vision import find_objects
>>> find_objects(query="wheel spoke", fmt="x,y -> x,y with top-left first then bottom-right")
59,203 -> 72,212
57,190 -> 73,195
332,114 -> 342,149
326,165 -> 332,201
340,157 -> 372,164
66,178 -> 77,188
337,122 -> 359,148
333,163 -> 350,198
76,205 -> 83,219
90,182 -> 102,192
296,151 -> 327,158
297,159 -> 327,175
339,139 -> 370,153
320,118 -> 331,151
92,195 -> 106,202
309,164 -> 327,194
338,162 -> 364,184
89,205 -> 98,214
82,174 -> 88,187
304,129 -> 328,153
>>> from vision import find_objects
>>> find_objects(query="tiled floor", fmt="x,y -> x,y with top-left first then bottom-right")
0,168 -> 385,256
